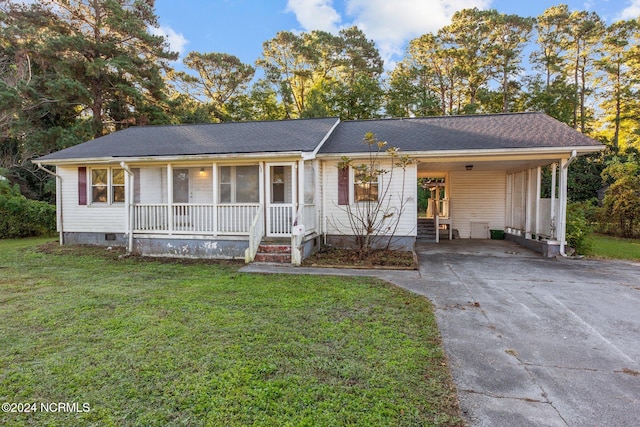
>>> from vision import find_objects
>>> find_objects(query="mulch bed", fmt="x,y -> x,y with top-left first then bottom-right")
302,247 -> 418,270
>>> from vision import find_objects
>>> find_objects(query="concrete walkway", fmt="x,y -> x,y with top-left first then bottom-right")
241,240 -> 640,426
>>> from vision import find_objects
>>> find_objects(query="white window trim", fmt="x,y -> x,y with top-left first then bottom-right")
352,163 -> 380,204
218,165 -> 260,204
89,167 -> 125,205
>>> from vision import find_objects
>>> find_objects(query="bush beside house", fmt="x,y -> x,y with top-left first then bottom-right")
0,176 -> 56,239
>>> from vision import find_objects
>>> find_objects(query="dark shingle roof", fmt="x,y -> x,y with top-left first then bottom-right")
318,112 -> 602,154
37,117 -> 339,161
37,113 -> 603,163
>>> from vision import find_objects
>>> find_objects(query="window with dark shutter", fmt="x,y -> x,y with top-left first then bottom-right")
338,166 -> 349,205
78,167 -> 87,205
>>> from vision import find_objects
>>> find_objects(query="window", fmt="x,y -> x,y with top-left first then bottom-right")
112,168 -> 125,203
354,165 -> 379,202
90,168 -> 125,204
304,163 -> 315,205
218,165 -> 259,203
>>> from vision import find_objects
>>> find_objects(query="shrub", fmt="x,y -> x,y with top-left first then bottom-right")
0,178 -> 56,239
566,202 -> 594,255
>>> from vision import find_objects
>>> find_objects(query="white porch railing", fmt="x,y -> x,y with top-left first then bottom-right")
134,204 -> 169,232
217,203 -> 261,234
426,199 -> 450,219
173,204 -> 215,233
269,204 -> 294,236
133,203 -> 260,235
245,204 -> 265,263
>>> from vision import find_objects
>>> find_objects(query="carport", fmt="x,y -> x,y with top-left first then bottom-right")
416,150 -> 581,257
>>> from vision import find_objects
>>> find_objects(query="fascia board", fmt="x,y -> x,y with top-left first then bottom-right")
317,145 -> 605,161
38,151 -> 305,166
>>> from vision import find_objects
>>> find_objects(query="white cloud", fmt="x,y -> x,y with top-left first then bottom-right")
286,0 -> 492,68
286,0 -> 342,32
149,25 -> 189,58
345,0 -> 491,66
618,0 -> 640,20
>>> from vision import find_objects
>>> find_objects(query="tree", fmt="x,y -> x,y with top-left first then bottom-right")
439,8 -> 496,113
595,19 -> 640,151
7,0 -> 178,137
256,27 -> 384,120
333,133 -> 414,258
531,5 -> 570,90
327,26 -> 384,119
171,52 -> 255,122
601,157 -> 640,237
563,9 -> 605,132
256,30 -> 328,118
387,34 -> 457,116
488,12 -> 533,112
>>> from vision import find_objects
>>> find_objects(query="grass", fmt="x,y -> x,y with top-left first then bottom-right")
0,238 -> 462,426
589,234 -> 640,261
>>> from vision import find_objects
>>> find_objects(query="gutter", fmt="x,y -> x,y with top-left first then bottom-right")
36,163 -> 64,245
559,150 -> 577,257
36,151 -> 307,166
316,145 -> 604,161
120,161 -> 134,254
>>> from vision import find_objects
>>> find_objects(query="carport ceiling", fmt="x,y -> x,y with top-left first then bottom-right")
417,158 -> 558,175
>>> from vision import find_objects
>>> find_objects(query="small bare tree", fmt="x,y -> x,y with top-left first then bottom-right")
333,132 -> 414,258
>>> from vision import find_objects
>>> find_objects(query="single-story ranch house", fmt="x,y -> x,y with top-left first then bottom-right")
37,112 -> 604,263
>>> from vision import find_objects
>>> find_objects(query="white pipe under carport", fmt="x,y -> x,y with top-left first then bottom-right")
558,150 -> 577,257
120,161 -> 134,254
36,163 -> 64,245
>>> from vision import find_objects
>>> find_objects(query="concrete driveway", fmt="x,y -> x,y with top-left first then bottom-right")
410,240 -> 640,426
241,240 -> 640,426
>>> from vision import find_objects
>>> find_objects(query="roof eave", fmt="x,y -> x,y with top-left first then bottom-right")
37,151 -> 307,166
317,145 -> 605,160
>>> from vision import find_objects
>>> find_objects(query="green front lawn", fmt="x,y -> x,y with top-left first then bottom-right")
0,239 -> 462,426
590,234 -> 640,261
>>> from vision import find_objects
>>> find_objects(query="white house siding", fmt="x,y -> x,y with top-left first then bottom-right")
450,170 -> 506,239
58,166 -> 126,233
137,167 -> 166,203
190,167 -> 214,203
323,160 -> 417,238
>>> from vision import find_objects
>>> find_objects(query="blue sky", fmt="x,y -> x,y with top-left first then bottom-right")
153,0 -> 639,69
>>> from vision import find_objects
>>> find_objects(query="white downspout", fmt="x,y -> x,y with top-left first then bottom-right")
37,163 -> 63,245
120,161 -> 134,254
559,150 -> 577,257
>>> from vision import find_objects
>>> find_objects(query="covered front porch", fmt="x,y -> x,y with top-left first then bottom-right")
122,160 -> 319,262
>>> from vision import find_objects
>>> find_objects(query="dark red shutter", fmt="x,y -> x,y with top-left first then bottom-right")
338,166 -> 349,205
78,167 -> 87,205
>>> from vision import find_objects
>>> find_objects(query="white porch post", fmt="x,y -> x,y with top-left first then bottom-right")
524,169 -> 531,239
212,162 -> 218,236
259,161 -> 265,216
297,159 -> 304,224
506,172 -> 513,233
558,158 -> 569,253
167,163 -> 173,235
550,163 -> 558,238
535,167 -> 542,238
314,159 -> 320,234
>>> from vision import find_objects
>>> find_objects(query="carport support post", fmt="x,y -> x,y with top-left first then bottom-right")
535,167 -> 541,238
558,158 -> 569,255
551,163 -> 557,236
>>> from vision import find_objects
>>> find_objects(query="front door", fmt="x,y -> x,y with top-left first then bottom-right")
266,163 -> 296,237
